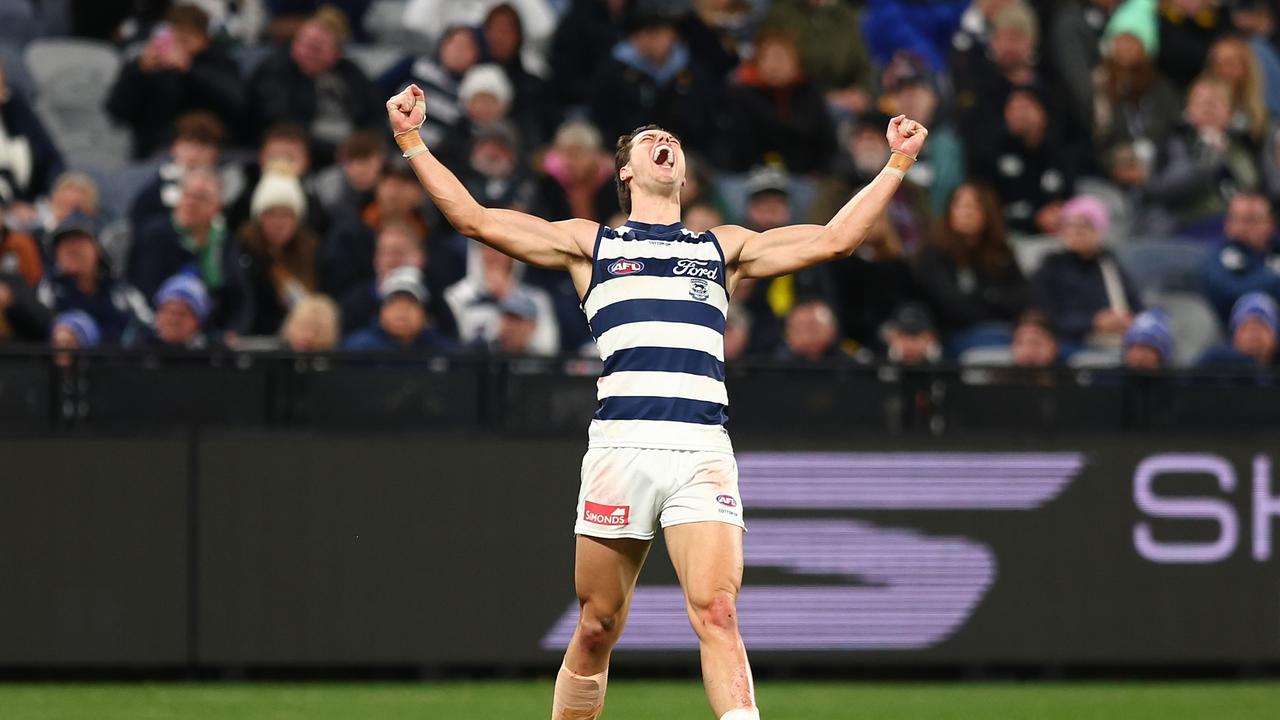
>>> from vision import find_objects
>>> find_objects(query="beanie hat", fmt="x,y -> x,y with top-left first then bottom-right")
1061,195 -> 1111,239
1123,309 -> 1173,358
250,171 -> 307,219
154,273 -> 212,323
1230,292 -> 1279,334
52,310 -> 101,347
458,64 -> 514,108
1103,0 -> 1159,56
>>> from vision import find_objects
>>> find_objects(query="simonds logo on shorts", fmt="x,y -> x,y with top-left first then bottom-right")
584,501 -> 630,526
608,259 -> 644,276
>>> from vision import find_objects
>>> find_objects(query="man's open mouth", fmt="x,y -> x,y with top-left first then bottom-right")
652,144 -> 674,168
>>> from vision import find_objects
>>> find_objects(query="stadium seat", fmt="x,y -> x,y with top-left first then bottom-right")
1012,234 -> 1059,276
1115,238 -> 1210,296
23,39 -> 129,171
1145,290 -> 1224,367
0,2 -> 38,47
99,158 -> 164,221
959,346 -> 1014,366
365,0 -> 425,47
1067,347 -> 1122,369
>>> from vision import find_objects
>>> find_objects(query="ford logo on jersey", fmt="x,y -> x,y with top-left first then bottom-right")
608,259 -> 644,275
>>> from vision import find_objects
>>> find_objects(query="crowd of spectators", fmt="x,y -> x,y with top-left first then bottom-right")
0,0 -> 1278,377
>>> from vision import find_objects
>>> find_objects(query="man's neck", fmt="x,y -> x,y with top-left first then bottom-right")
627,193 -> 682,226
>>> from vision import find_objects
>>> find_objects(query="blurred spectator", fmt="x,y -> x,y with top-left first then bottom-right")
953,1 -> 1043,143
140,273 -> 213,349
723,302 -> 751,361
437,64 -> 518,171
1197,291 -> 1278,368
402,0 -> 557,59
1032,195 -> 1143,349
445,243 -> 559,355
0,272 -> 52,344
1227,0 -> 1280,116
129,111 -> 226,232
0,64 -> 64,206
244,6 -> 382,164
472,289 -> 543,354
339,221 -> 457,341
263,1 -> 375,44
1147,76 -> 1260,236
378,25 -> 481,148
281,293 -> 342,352
716,29 -> 835,174
459,122 -> 535,214
1010,310 -> 1060,367
683,202 -> 725,234
1205,35 -> 1268,142
825,212 -> 918,354
862,0 -> 969,72
877,52 -> 965,215
1123,307 -> 1173,369
1202,192 -> 1280,321
777,299 -> 849,363
344,266 -> 458,352
883,302 -> 941,365
39,213 -> 149,345
678,0 -> 751,83
129,169 -> 250,334
914,182 -> 1030,353
549,0 -> 626,108
761,0 -> 873,114
1092,26 -> 1180,189
483,3 -> 553,145
50,310 -> 99,367
811,113 -> 931,255
1157,0 -> 1226,90
312,129 -> 387,226
105,3 -> 242,160
0,205 -> 43,287
238,171 -> 318,335
1049,0 -> 1122,140
533,120 -> 619,222
589,8 -> 717,149
733,167 -> 811,355
321,162 -> 430,296
226,124 -> 329,236
35,172 -> 100,245
972,86 -> 1075,234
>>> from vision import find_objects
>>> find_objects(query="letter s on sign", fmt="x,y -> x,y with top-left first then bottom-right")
1134,453 -> 1238,564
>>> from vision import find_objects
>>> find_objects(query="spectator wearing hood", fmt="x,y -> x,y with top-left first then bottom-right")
1202,192 -> 1280,322
344,266 -> 458,352
716,29 -> 836,175
244,7 -> 382,165
140,273 -> 213,349
38,213 -> 150,345
378,24 -> 482,148
237,171 -> 319,336
104,3 -> 242,160
1032,195 -> 1143,348
0,272 -> 52,344
761,0 -> 874,114
589,9 -> 717,149
1197,291 -> 1279,369
1123,308 -> 1174,369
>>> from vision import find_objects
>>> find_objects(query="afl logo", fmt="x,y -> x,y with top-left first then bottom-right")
716,494 -> 737,508
608,259 -> 644,275
689,278 -> 710,301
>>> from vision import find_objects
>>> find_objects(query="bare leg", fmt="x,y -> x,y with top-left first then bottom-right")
664,521 -> 756,717
552,534 -> 650,719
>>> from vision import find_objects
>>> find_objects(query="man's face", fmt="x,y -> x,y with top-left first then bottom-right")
261,138 -> 309,175
380,295 -> 426,343
343,153 -> 384,192
1011,323 -> 1058,367
55,234 -> 98,278
155,300 -> 200,344
375,176 -> 424,217
171,139 -> 217,170
888,329 -> 936,365
785,303 -> 837,361
1186,82 -> 1231,132
1125,344 -> 1163,370
496,313 -> 536,353
175,175 -> 221,228
630,25 -> 677,65
439,28 -> 480,75
374,229 -> 424,279
746,192 -> 791,232
849,126 -> 889,174
291,21 -> 339,77
466,93 -> 507,125
1224,196 -> 1274,251
1234,317 -> 1277,365
470,138 -> 516,177
892,84 -> 937,126
621,129 -> 685,203
484,9 -> 521,63
990,27 -> 1034,69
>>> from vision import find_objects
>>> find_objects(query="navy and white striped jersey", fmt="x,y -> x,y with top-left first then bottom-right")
581,220 -> 732,453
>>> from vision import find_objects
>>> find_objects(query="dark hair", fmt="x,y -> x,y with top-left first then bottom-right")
341,129 -> 386,161
1016,309 -> 1054,336
936,181 -> 1015,274
262,123 -> 308,148
237,219 -> 318,291
614,124 -> 678,214
166,3 -> 210,35
173,111 -> 225,147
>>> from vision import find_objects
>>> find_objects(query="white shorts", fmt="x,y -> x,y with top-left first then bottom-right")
573,447 -> 745,540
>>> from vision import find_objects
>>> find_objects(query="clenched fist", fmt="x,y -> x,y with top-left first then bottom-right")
386,83 -> 427,136
886,115 -> 928,159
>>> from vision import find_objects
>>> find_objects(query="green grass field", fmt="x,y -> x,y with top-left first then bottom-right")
1,680 -> 1277,719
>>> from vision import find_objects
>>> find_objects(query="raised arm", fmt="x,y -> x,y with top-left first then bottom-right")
720,115 -> 928,284
387,84 -> 595,270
